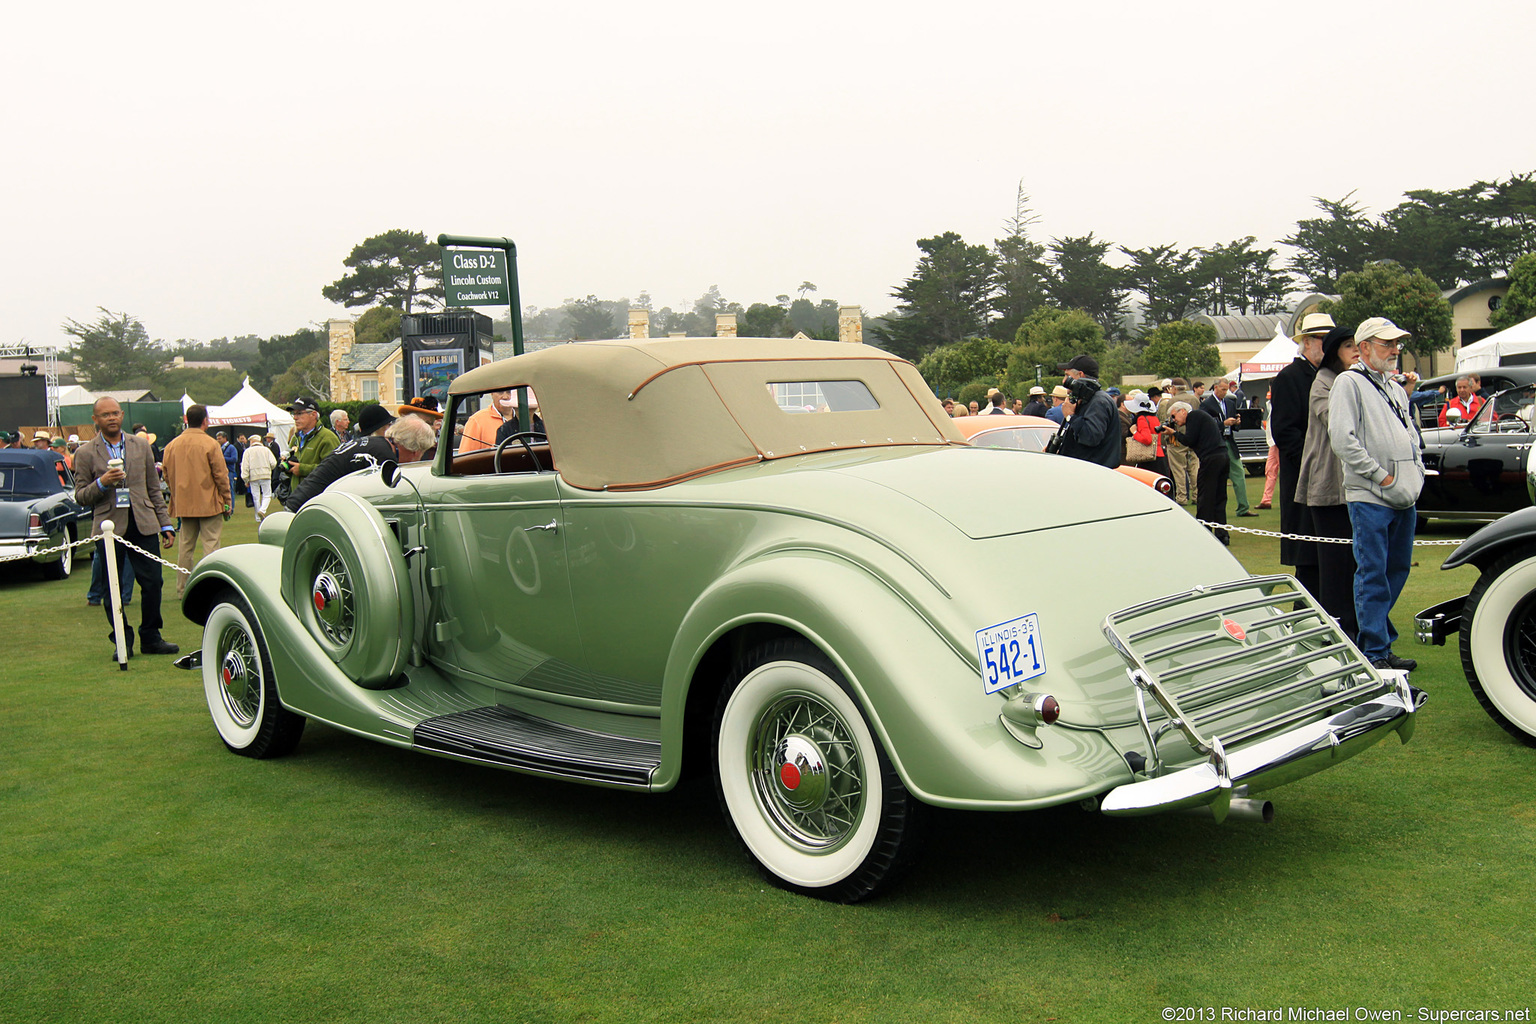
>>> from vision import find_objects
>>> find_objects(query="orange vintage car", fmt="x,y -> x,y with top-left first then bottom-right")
953,415 -> 1174,497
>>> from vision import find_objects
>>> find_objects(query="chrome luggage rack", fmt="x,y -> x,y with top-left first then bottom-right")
1101,575 -> 1393,780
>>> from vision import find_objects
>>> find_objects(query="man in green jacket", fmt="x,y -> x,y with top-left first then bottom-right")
283,396 -> 340,485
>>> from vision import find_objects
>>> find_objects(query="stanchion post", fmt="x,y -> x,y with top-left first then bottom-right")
101,521 -> 128,670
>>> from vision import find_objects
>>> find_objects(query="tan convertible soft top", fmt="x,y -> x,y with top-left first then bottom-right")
449,338 -> 964,490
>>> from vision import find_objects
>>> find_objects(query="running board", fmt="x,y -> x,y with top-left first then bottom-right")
413,706 -> 660,788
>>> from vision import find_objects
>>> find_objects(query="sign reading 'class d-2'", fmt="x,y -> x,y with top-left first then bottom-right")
442,249 -> 510,306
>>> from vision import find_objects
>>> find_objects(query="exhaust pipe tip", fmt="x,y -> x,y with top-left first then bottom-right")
1174,797 -> 1274,823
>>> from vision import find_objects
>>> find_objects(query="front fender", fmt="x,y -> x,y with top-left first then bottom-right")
183,545 -> 421,745
656,549 -> 1129,809
1442,506 -> 1536,571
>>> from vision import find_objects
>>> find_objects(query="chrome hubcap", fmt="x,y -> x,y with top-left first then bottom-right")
750,693 -> 863,851
309,551 -> 353,646
218,624 -> 259,727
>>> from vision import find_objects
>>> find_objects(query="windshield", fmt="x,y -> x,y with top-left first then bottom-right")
969,426 -> 1053,452
1468,384 -> 1536,434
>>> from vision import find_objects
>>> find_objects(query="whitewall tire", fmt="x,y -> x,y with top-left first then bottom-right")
1461,546 -> 1536,746
712,639 -> 923,902
202,592 -> 306,758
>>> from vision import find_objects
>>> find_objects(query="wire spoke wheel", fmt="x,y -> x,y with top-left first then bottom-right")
750,693 -> 864,851
201,591 -> 306,759
217,619 -> 262,728
714,639 -> 924,902
309,549 -> 354,647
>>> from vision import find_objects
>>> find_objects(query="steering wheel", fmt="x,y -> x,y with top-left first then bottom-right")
493,431 -> 549,474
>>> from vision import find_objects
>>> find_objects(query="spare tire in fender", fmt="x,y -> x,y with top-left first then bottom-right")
281,490 -> 415,689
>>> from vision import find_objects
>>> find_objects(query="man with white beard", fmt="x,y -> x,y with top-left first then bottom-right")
1327,317 -> 1424,673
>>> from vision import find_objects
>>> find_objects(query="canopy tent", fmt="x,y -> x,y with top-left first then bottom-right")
1455,315 -> 1536,371
1237,322 -> 1299,380
200,379 -> 295,454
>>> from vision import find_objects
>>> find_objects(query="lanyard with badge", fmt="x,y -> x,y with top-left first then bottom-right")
106,439 -> 131,508
1349,367 -> 1423,448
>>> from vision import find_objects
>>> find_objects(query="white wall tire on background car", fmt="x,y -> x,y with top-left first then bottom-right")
202,591 -> 306,758
712,639 -> 924,903
42,525 -> 74,580
1460,545 -> 1536,746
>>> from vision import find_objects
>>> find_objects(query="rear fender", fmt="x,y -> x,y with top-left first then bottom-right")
1441,506 -> 1536,570
656,549 -> 1126,808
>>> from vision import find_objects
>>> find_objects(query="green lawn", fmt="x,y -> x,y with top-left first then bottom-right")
2,484 -> 1531,1023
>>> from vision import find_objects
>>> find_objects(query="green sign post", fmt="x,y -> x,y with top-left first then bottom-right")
437,234 -> 527,429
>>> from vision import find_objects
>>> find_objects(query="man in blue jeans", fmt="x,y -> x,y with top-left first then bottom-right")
1327,317 -> 1424,672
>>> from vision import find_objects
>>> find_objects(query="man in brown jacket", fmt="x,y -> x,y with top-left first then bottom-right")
162,404 -> 231,599
73,397 -> 179,657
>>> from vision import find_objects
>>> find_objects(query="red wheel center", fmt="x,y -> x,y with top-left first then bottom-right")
780,762 -> 802,790
313,591 -> 327,612
222,666 -> 233,687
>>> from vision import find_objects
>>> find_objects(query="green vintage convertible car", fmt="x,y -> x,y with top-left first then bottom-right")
182,338 -> 1426,901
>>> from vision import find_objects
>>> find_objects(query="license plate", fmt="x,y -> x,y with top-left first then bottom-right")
975,613 -> 1046,695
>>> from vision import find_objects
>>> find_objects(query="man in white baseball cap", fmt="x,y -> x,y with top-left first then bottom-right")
1329,316 -> 1421,672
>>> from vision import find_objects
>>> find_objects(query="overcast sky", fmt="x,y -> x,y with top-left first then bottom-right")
6,0 -> 1534,352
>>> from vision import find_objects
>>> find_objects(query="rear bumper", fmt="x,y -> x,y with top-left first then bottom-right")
1415,596 -> 1465,646
0,536 -> 54,563
1101,677 -> 1426,819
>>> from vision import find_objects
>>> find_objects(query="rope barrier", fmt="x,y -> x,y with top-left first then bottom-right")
0,532 -> 196,569
1189,519 -> 1466,546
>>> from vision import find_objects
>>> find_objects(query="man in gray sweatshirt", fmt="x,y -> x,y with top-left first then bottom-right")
1328,317 -> 1424,672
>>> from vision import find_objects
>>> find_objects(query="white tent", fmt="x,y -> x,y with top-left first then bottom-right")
1455,315 -> 1536,372
57,384 -> 94,407
1236,321 -> 1299,381
202,379 -> 295,454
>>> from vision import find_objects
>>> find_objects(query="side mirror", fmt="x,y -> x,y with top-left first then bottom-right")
1446,407 -> 1463,424
380,460 -> 400,487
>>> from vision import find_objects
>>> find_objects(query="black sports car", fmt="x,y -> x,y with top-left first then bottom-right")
0,449 -> 90,580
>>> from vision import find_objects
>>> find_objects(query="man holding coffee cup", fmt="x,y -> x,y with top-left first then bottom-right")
73,397 -> 179,658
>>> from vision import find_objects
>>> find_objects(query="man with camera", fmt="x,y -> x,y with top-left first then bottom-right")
1055,355 -> 1122,469
1161,400 -> 1230,545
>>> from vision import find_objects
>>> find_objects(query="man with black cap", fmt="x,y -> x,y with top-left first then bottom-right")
286,404 -> 399,512
1056,354 -> 1121,469
282,396 -> 340,496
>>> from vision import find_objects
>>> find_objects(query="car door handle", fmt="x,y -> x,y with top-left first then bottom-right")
524,519 -> 559,534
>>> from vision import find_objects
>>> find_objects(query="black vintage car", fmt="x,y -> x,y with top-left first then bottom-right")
1417,383 -> 1536,524
1417,505 -> 1536,746
0,449 -> 90,580
1411,366 -> 1536,429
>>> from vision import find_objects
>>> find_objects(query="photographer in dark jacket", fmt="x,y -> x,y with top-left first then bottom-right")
285,404 -> 401,512
1162,401 -> 1230,545
1056,355 -> 1122,469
